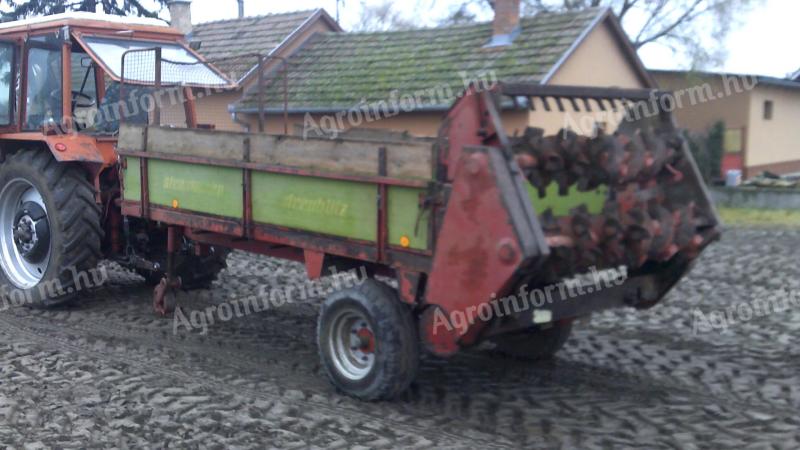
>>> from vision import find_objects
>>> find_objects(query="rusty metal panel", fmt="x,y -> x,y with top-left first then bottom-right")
423,146 -> 548,352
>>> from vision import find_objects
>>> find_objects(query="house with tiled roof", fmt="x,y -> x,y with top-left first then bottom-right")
168,7 -> 341,130
653,69 -> 800,178
228,2 -> 655,137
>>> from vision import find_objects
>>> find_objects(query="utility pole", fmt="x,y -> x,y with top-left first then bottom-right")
238,0 -> 245,18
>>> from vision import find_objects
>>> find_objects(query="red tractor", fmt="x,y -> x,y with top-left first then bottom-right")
0,14 -> 233,307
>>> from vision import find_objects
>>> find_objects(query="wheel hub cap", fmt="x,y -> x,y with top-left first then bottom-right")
0,180 -> 52,289
13,202 -> 50,263
329,310 -> 377,381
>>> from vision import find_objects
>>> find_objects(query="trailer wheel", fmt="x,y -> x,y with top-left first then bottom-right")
0,150 -> 102,307
490,321 -> 573,361
317,280 -> 419,400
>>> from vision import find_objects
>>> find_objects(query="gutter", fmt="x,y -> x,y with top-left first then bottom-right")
231,97 -> 530,115
231,107 -> 251,132
232,104 -> 453,115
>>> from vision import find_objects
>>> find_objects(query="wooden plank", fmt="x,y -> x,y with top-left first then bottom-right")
132,126 -> 434,180
146,127 -> 247,160
118,125 -> 146,151
250,134 -> 433,180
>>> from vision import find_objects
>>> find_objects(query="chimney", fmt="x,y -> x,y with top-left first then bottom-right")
486,0 -> 520,47
168,0 -> 193,36
238,0 -> 245,19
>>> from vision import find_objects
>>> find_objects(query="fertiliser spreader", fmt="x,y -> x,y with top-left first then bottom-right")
115,83 -> 719,399
0,14 -> 719,400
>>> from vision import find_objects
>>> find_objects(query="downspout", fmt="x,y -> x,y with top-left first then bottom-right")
230,105 -> 251,133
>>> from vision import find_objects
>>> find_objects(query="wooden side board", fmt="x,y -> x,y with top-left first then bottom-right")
118,125 -> 435,180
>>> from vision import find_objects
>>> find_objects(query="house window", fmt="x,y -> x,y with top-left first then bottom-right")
723,128 -> 743,153
763,100 -> 773,120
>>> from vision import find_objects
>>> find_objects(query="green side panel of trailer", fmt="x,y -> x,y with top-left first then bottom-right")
147,160 -> 244,218
526,182 -> 608,217
251,172 -> 378,242
123,157 -> 141,202
387,187 -> 429,251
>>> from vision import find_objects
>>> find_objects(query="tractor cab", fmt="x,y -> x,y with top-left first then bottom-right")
0,13 -> 234,137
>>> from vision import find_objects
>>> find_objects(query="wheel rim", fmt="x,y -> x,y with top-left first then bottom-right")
328,307 -> 376,382
0,179 -> 52,289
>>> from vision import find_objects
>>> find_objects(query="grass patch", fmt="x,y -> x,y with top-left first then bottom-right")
718,207 -> 800,228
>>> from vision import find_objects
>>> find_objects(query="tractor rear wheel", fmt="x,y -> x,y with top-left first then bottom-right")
490,321 -> 573,361
317,280 -> 419,400
0,150 -> 103,307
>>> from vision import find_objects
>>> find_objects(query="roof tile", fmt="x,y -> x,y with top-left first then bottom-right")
192,10 -> 319,80
237,8 -> 604,112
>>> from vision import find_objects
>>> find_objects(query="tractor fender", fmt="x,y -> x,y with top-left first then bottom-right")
41,133 -> 116,166
0,132 -> 116,176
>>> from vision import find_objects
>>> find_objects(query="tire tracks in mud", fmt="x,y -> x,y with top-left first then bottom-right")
29,281 -> 800,421
0,309 -> 515,449
3,298 -> 798,447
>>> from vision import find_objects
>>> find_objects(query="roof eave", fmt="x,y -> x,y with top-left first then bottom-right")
540,8 -> 608,85
650,69 -> 800,91
232,104 -> 453,115
541,8 -> 657,89
235,8 -> 339,85
231,99 -> 531,115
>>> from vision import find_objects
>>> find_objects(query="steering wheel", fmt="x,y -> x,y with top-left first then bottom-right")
72,91 -> 96,110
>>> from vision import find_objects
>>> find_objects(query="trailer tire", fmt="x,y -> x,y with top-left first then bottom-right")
490,321 -> 572,361
0,150 -> 102,308
317,280 -> 419,401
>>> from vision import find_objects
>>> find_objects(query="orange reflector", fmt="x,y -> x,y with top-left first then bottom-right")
400,236 -> 411,248
54,143 -> 67,152
172,199 -> 179,209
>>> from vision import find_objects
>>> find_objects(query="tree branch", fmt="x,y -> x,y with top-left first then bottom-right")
632,0 -> 704,48
634,0 -> 669,43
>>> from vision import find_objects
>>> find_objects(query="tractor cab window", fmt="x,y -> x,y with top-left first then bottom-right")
25,47 -> 62,130
0,43 -> 14,126
71,51 -> 98,130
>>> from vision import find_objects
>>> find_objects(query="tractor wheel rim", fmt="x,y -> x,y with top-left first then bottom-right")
329,308 -> 376,382
0,179 -> 51,289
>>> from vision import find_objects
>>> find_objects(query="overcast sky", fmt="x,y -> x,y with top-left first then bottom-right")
168,0 -> 796,79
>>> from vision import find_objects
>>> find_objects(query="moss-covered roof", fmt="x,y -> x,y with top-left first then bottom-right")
235,8 -> 606,112
191,10 -> 320,81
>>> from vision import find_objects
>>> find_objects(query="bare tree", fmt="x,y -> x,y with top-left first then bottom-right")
439,3 -> 479,25
439,0 -> 759,67
350,0 -> 417,32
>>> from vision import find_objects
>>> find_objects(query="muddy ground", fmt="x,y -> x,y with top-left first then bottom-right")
0,227 -> 798,449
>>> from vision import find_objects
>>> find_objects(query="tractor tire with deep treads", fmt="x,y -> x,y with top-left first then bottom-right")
490,321 -> 573,361
0,150 -> 103,308
317,279 -> 419,401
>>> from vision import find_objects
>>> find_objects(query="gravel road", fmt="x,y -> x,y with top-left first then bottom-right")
1,226 -> 798,449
